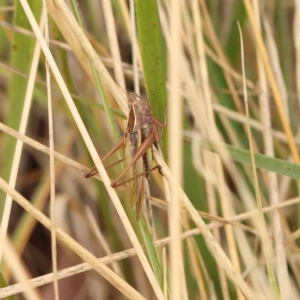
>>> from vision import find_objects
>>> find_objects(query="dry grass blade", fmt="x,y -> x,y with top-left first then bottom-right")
44,0 -> 128,113
101,0 -> 126,90
42,1 -> 59,298
2,236 -> 40,300
1,190 -> 298,298
167,0 -> 184,297
17,1 -> 165,298
0,14 -> 44,263
243,0 -> 299,164
0,178 -> 146,300
1,1 -> 299,299
238,21 -> 279,298
154,147 -> 255,299
253,1 -> 290,298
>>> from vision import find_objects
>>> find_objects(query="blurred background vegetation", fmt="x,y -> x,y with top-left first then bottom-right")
0,0 -> 299,299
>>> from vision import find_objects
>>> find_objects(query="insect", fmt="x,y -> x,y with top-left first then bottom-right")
84,92 -> 167,220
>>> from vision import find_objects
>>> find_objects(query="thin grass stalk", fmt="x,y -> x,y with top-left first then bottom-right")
70,0 -> 120,143
2,3 -> 300,297
238,22 -> 280,299
116,0 -> 143,70
264,19 -> 289,120
1,191 -> 299,298
199,0 -> 243,114
139,215 -> 163,289
18,1 -> 165,298
243,0 -> 299,165
2,236 -> 40,300
85,207 -> 124,277
45,0 -> 128,113
197,136 -> 300,180
74,1 -> 165,288
128,0 -> 165,289
254,2 -> 290,298
134,0 -> 167,151
167,0 -> 184,298
0,273 -> 15,300
4,134 -> 76,280
0,0 -> 42,212
211,103 -> 299,145
186,237 -> 208,300
0,14 -> 44,263
130,0 -> 140,94
190,1 -> 234,297
0,178 -> 146,300
0,111 -> 287,219
153,144 -> 256,298
293,0 -> 300,236
199,0 -> 262,158
295,0 -> 300,109
101,0 -> 126,90
42,2 -> 59,298
216,158 -> 243,300
3,117 -> 300,185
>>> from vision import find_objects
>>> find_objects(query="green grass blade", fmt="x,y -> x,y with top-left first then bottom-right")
133,1 -> 166,288
70,0 -> 119,143
134,0 -> 167,151
202,138 -> 300,179
0,1 -> 42,215
0,272 -> 15,300
139,215 -> 163,289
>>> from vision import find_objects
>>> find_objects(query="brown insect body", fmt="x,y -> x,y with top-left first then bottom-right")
128,93 -> 154,182
123,104 -> 145,218
125,94 -> 157,219
85,92 -> 167,220
129,94 -> 151,128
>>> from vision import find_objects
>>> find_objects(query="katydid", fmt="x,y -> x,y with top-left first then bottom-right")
85,92 -> 167,220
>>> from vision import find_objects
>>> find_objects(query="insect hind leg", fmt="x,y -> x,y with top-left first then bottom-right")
111,165 -> 162,188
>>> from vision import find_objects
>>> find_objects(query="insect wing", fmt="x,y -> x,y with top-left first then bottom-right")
135,177 -> 145,220
141,124 -> 153,181
124,129 -> 145,218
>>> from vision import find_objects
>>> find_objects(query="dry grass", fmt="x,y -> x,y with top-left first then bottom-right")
0,1 -> 299,299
